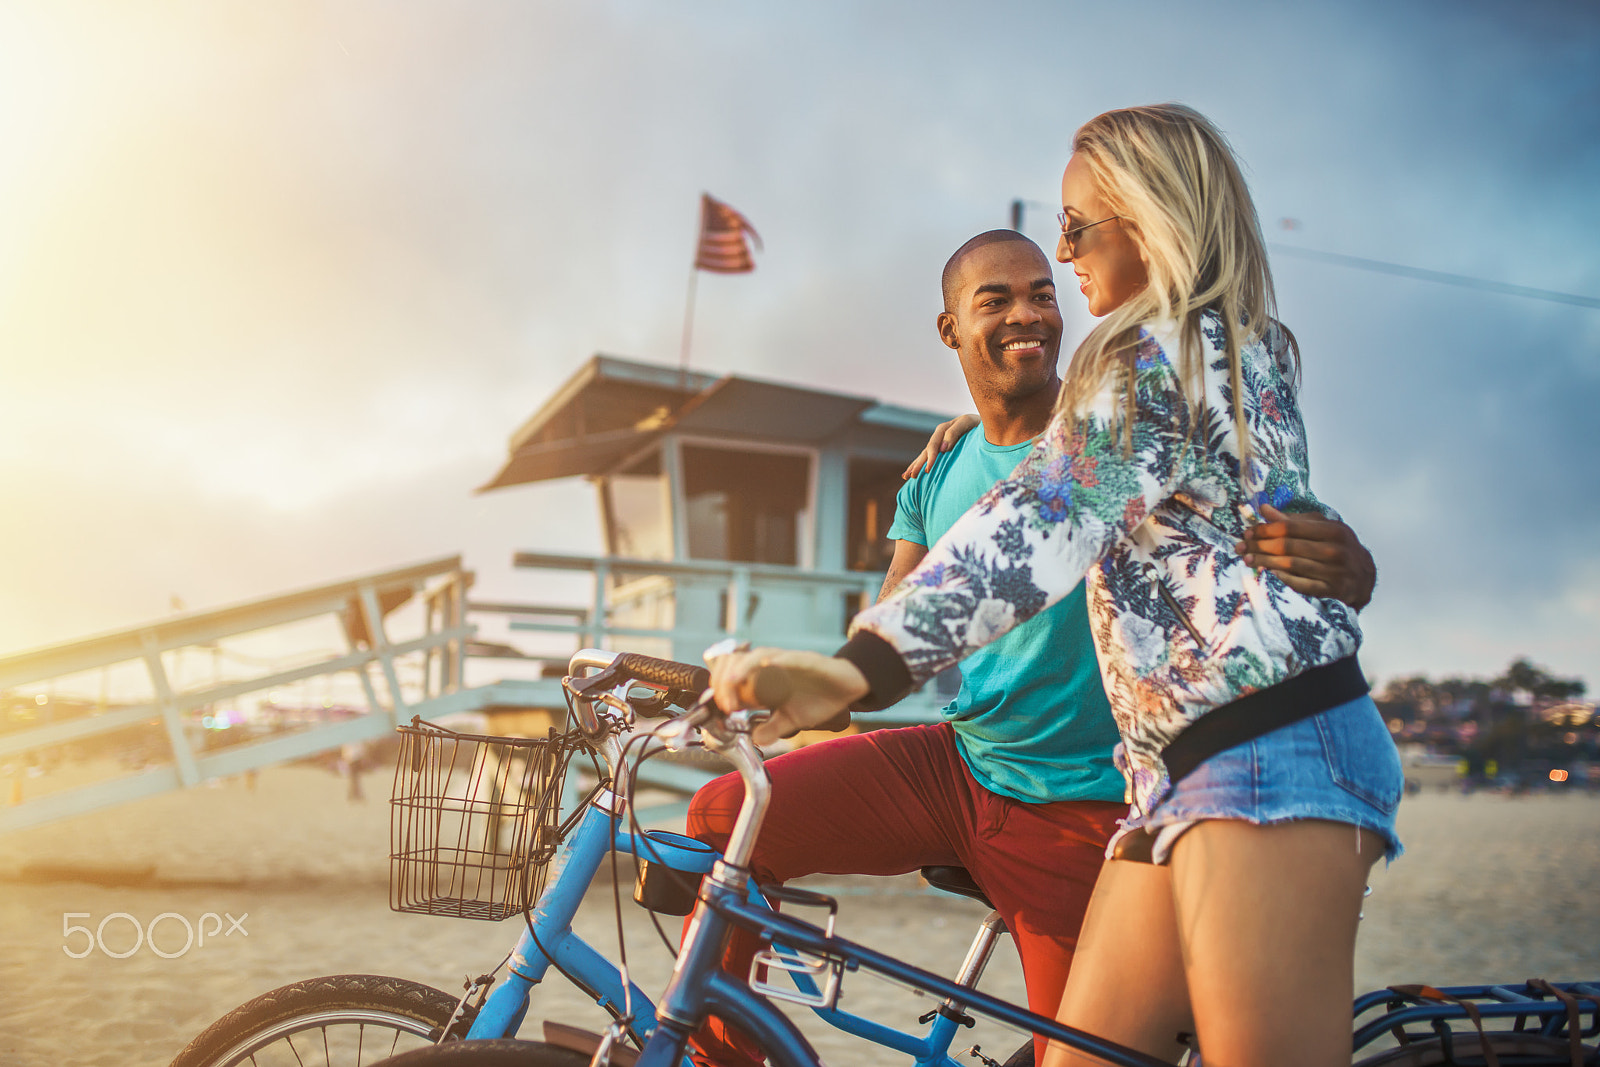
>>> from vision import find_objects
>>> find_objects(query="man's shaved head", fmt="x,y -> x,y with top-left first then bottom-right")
934,229 -> 1063,417
941,229 -> 1047,312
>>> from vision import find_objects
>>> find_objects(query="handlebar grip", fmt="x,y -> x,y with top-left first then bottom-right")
614,652 -> 711,693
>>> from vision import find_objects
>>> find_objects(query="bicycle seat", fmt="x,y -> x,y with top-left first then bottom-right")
920,866 -> 994,909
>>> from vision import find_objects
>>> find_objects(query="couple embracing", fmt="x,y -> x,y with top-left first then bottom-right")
694,103 -> 1403,1067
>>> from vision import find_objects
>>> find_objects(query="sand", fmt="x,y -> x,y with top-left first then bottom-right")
1,766 -> 1597,1067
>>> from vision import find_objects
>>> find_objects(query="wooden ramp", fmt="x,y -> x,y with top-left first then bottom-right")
1,553 -> 945,835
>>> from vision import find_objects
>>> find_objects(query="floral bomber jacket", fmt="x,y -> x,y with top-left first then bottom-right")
851,311 -> 1362,816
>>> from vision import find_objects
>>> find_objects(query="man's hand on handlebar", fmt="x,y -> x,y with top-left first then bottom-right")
706,648 -> 870,747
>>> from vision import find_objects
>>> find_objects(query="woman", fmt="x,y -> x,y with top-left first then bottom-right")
711,104 -> 1403,1067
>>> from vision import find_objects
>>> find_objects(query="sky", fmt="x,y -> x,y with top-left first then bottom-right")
1,0 -> 1596,691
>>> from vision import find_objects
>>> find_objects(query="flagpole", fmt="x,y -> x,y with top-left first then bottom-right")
679,265 -> 699,388
680,192 -> 758,387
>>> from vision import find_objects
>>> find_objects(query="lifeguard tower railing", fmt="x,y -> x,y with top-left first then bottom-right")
508,550 -> 887,655
1,552 -> 941,834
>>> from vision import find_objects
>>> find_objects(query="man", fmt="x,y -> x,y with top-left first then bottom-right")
687,230 -> 1376,1066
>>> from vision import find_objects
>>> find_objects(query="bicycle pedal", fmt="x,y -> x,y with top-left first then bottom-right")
750,946 -> 844,1010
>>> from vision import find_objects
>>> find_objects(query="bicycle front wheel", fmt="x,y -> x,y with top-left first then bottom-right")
171,973 -> 477,1067
370,1039 -> 592,1066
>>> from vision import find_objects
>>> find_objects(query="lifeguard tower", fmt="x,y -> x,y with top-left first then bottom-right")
484,355 -> 952,667
0,355 -> 954,832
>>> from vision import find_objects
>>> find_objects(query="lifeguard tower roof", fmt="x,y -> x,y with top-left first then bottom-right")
481,355 -> 950,491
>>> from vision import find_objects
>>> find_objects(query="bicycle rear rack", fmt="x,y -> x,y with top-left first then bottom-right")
1352,980 -> 1600,1062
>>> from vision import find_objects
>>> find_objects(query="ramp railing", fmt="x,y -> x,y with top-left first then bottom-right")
0,556 -> 472,833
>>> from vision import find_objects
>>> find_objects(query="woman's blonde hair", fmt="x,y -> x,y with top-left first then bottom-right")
1058,103 -> 1297,469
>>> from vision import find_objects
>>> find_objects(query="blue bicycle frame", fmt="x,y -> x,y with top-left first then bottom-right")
459,762 -> 1004,1067
463,795 -> 712,1046
635,876 -> 1172,1067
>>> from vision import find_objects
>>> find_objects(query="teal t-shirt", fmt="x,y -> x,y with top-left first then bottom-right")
887,428 -> 1124,804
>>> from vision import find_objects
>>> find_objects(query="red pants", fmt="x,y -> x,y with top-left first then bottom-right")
684,723 -> 1123,1066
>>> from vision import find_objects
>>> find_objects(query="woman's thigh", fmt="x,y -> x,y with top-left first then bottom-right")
1043,859 -> 1193,1067
1168,818 -> 1383,1067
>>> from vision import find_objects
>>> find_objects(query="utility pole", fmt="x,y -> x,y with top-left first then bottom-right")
1010,199 -> 1024,232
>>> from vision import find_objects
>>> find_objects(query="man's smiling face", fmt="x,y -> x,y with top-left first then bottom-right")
938,239 -> 1063,403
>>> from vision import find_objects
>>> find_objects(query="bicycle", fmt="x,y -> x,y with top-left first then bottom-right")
171,647 -> 1046,1067
172,647 -> 1600,1067
372,649 -> 1598,1067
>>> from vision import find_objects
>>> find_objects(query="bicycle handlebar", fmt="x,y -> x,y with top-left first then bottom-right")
613,652 -> 710,694
607,651 -> 793,711
566,648 -> 795,736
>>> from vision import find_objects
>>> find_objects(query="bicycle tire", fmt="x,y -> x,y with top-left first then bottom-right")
1001,1038 -> 1034,1066
369,1039 -> 593,1066
170,973 -> 477,1067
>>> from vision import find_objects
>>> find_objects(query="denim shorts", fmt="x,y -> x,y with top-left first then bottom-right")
1108,694 -> 1405,865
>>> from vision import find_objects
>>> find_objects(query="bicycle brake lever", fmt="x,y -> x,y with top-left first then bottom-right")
723,707 -> 772,733
566,663 -> 626,699
654,703 -> 714,753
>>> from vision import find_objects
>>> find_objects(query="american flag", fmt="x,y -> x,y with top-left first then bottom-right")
693,194 -> 762,273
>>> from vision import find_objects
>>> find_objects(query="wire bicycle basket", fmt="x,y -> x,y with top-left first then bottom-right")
390,717 -> 572,921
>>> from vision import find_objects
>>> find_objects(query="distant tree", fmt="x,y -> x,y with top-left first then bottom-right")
1491,657 -> 1587,701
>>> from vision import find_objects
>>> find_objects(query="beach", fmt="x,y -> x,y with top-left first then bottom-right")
1,764 -> 1596,1067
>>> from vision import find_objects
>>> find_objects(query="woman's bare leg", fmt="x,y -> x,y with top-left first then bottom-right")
1042,858 -> 1193,1067
1168,819 -> 1383,1067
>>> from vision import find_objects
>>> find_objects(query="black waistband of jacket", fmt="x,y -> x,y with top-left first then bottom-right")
1160,655 -> 1369,786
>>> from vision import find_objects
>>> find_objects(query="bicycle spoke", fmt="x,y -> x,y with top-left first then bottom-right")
225,1018 -> 438,1067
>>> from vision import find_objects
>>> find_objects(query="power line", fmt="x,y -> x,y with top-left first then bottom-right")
1007,196 -> 1598,310
1270,244 -> 1600,311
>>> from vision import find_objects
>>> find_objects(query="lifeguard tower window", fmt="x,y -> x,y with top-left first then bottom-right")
604,451 -> 672,560
847,459 -> 903,573
682,445 -> 810,565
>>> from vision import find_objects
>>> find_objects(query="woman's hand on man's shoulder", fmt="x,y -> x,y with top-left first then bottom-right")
903,414 -> 979,480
